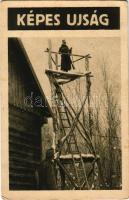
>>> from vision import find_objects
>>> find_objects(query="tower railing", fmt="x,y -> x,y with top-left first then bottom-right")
45,48 -> 91,72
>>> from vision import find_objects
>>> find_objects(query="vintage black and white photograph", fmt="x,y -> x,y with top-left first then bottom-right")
8,37 -> 121,191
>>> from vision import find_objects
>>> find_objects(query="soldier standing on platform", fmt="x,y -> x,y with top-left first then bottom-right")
59,40 -> 73,72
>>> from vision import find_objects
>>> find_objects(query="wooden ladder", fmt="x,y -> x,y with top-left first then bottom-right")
55,84 -> 89,189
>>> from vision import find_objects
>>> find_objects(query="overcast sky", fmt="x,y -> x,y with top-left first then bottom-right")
21,37 -> 120,106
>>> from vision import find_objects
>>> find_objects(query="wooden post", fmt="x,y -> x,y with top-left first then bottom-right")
55,53 -> 58,70
86,75 -> 92,138
48,39 -> 52,69
85,58 -> 89,71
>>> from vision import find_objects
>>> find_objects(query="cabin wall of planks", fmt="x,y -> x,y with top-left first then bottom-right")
8,38 -> 51,190
9,106 -> 42,190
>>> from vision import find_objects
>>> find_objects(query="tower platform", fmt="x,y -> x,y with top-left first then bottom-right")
45,69 -> 91,84
59,154 -> 99,164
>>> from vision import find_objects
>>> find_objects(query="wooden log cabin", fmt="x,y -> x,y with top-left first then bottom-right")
8,38 -> 52,190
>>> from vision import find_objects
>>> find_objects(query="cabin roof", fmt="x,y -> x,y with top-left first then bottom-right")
10,38 -> 53,118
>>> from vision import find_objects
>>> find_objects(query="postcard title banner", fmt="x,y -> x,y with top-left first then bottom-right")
8,7 -> 120,30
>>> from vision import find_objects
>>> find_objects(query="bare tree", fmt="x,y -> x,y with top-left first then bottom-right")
99,60 -> 121,189
62,62 -> 121,189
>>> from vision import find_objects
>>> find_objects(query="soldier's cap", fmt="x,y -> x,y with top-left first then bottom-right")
62,40 -> 66,44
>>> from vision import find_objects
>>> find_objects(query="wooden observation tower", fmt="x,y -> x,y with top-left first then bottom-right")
45,40 -> 101,190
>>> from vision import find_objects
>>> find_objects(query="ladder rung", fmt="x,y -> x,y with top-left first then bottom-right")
68,137 -> 75,140
77,170 -> 84,172
77,173 -> 84,177
69,142 -> 76,144
77,172 -> 84,176
77,168 -> 84,171
69,134 -> 74,136
68,138 -> 76,141
60,111 -> 66,113
68,140 -> 76,143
